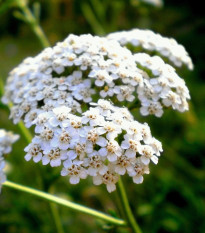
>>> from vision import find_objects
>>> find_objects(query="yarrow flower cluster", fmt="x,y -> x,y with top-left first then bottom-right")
25,100 -> 162,192
2,32 -> 192,124
0,129 -> 19,192
2,28 -> 193,192
107,29 -> 193,70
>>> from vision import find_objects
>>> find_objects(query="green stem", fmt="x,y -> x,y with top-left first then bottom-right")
117,177 -> 142,233
49,186 -> 65,233
17,1 -> 50,48
81,2 -> 105,35
17,120 -> 33,143
3,181 -> 126,227
50,202 -> 65,233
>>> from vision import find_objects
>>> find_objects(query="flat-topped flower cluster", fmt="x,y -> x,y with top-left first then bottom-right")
25,100 -> 162,192
0,129 -> 19,192
2,32 -> 191,123
2,29 -> 192,191
107,29 -> 193,70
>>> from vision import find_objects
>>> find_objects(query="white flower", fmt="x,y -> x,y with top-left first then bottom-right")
150,138 -> 163,156
0,129 -> 19,193
93,169 -> 119,193
86,128 -> 107,147
99,140 -> 122,162
128,158 -> 150,184
50,128 -> 78,150
125,121 -> 143,140
61,160 -> 87,184
89,69 -> 113,86
49,106 -> 71,127
90,99 -> 113,117
32,127 -> 54,152
140,145 -> 158,165
114,155 -> 135,175
140,123 -> 152,144
114,85 -> 135,102
97,122 -> 121,140
0,129 -> 19,156
82,108 -> 104,126
42,148 -> 67,167
34,111 -> 52,133
84,154 -> 108,176
24,109 -> 43,128
99,84 -> 115,98
140,101 -> 163,117
24,143 -> 43,163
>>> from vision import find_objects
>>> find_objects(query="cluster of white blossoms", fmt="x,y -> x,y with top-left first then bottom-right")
2,32 -> 191,124
2,29 -> 192,191
25,100 -> 162,192
107,29 -> 193,70
0,129 -> 19,192
134,53 -> 190,116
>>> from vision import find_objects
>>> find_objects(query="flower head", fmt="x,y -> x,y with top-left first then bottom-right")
0,129 -> 19,192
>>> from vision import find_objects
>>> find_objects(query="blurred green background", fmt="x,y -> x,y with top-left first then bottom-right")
0,0 -> 204,233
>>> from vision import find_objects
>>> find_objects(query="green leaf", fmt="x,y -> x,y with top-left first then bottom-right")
0,0 -> 18,15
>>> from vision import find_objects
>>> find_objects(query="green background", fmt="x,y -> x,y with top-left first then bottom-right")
0,0 -> 204,232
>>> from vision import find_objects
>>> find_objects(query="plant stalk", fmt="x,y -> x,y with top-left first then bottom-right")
117,177 -> 142,233
17,1 -> 50,48
3,181 -> 126,227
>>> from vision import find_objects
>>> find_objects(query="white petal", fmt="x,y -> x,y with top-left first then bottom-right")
99,166 -> 108,175
42,156 -> 50,165
125,149 -> 136,158
151,155 -> 158,164
24,153 -> 32,161
59,143 -> 69,150
96,137 -> 107,147
67,151 -> 77,160
80,171 -> 87,179
141,155 -> 150,165
121,141 -> 130,149
50,158 -> 61,167
93,175 -> 102,185
107,153 -> 117,162
63,159 -> 72,168
115,166 -> 126,175
88,167 -> 97,176
49,117 -> 59,127
106,183 -> 116,193
70,176 -> 80,184
33,153 -> 42,163
133,175 -> 143,184
98,148 -> 107,157
61,168 -> 68,176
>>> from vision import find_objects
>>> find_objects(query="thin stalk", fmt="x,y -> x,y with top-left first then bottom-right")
3,181 -> 126,227
17,120 -> 33,143
81,2 -> 105,35
50,203 -> 65,233
16,1 -> 50,48
49,186 -> 65,233
0,77 -> 4,97
117,177 -> 142,233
